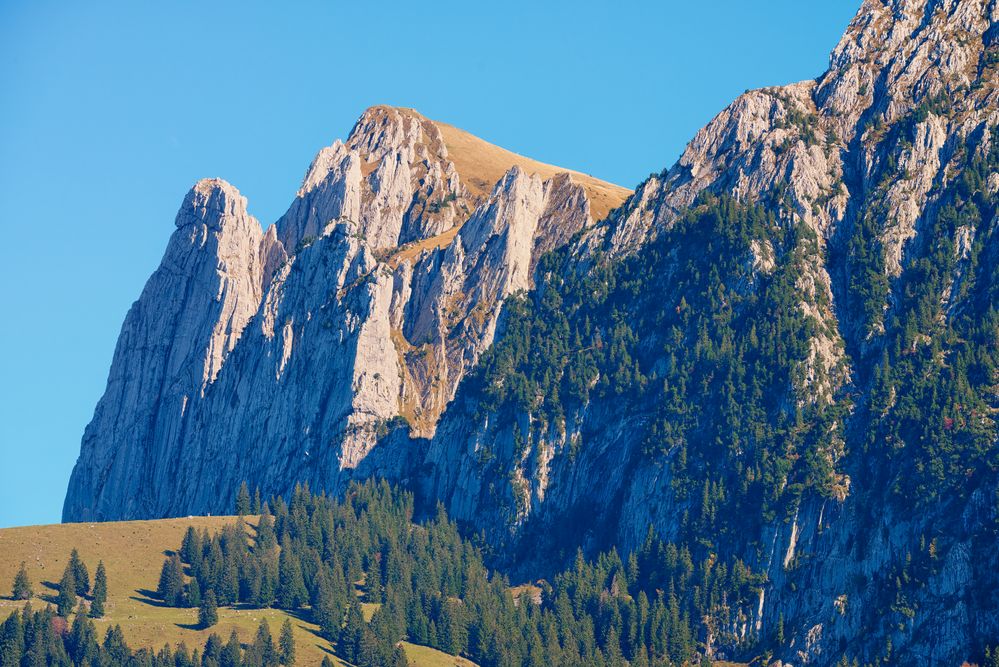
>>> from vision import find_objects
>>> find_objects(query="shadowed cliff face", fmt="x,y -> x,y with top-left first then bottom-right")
66,1 -> 999,664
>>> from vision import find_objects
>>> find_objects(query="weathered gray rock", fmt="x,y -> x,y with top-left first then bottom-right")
64,179 -> 266,520
64,106 -> 617,520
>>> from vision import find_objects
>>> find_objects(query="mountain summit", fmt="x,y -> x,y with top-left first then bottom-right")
66,1 -> 999,664
64,105 -> 631,522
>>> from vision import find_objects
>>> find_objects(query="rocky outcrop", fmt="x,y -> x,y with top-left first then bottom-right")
64,179 -> 266,520
64,106 -> 624,520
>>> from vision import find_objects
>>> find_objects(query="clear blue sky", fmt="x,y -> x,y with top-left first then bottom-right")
0,1 -> 860,528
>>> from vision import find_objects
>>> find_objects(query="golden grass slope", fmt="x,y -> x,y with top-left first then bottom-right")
366,105 -> 631,222
432,117 -> 631,222
0,517 -> 475,666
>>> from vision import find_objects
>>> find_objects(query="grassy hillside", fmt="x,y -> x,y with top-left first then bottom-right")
433,116 -> 631,221
0,517 -> 474,666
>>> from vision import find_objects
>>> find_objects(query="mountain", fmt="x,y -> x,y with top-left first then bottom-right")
63,105 -> 630,521
64,0 -> 999,664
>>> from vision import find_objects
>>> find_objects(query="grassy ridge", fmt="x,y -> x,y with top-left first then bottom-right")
0,517 -> 473,666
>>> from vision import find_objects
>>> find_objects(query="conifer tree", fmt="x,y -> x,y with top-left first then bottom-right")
222,630 -> 242,667
311,569 -> 339,640
253,487 -> 262,514
90,561 -> 107,618
103,624 -> 129,664
279,618 -> 295,666
157,553 -> 185,606
253,618 -> 277,666
68,548 -> 90,596
236,482 -> 251,516
277,539 -> 307,609
11,562 -> 32,600
185,576 -> 202,609
56,560 -> 77,616
0,609 -> 24,666
199,589 -> 218,629
340,598 -> 365,663
203,633 -> 222,665
180,526 -> 200,564
69,603 -> 98,663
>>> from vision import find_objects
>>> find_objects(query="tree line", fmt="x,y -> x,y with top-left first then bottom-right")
0,604 -> 296,667
153,480 -> 745,667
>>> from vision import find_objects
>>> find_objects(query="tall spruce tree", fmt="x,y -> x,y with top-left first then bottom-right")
89,561 -> 107,618
202,633 -> 222,665
199,590 -> 218,629
252,619 -> 277,667
157,553 -> 185,606
253,487 -> 262,514
56,561 -> 77,616
103,624 -> 129,664
277,539 -> 307,609
279,618 -> 295,666
222,630 -> 242,667
236,482 -> 251,516
68,549 -> 90,596
11,562 -> 32,600
180,526 -> 200,564
185,575 -> 202,609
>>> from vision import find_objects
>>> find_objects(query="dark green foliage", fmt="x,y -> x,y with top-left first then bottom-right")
103,624 -> 129,664
237,481 -> 252,516
253,487 -> 262,515
279,618 -> 295,666
90,561 -> 107,618
0,602 -> 272,666
868,132 -> 999,506
185,574 -> 202,608
69,548 -> 90,596
223,630 -> 242,667
157,553 -> 185,606
57,559 -> 77,616
276,538 -> 308,609
181,526 -> 200,564
11,562 -> 31,601
155,481 -> 714,666
248,619 -> 277,667
199,589 -> 219,629
470,193 -> 845,549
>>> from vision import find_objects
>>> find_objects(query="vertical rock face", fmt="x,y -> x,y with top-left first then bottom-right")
65,1 -> 999,664
64,179 -> 265,520
64,106 -> 625,521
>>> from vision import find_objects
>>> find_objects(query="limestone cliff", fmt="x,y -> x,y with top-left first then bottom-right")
63,105 -> 629,521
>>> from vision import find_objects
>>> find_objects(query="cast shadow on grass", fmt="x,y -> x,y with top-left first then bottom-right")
131,589 -> 173,608
39,581 -> 60,605
281,608 -> 338,657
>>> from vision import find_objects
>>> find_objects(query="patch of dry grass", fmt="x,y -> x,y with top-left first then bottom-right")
433,119 -> 632,221
0,518 -> 470,666
399,641 -> 479,667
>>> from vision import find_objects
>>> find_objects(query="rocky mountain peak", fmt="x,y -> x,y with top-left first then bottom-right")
66,104 -> 629,520
176,177 -> 255,230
